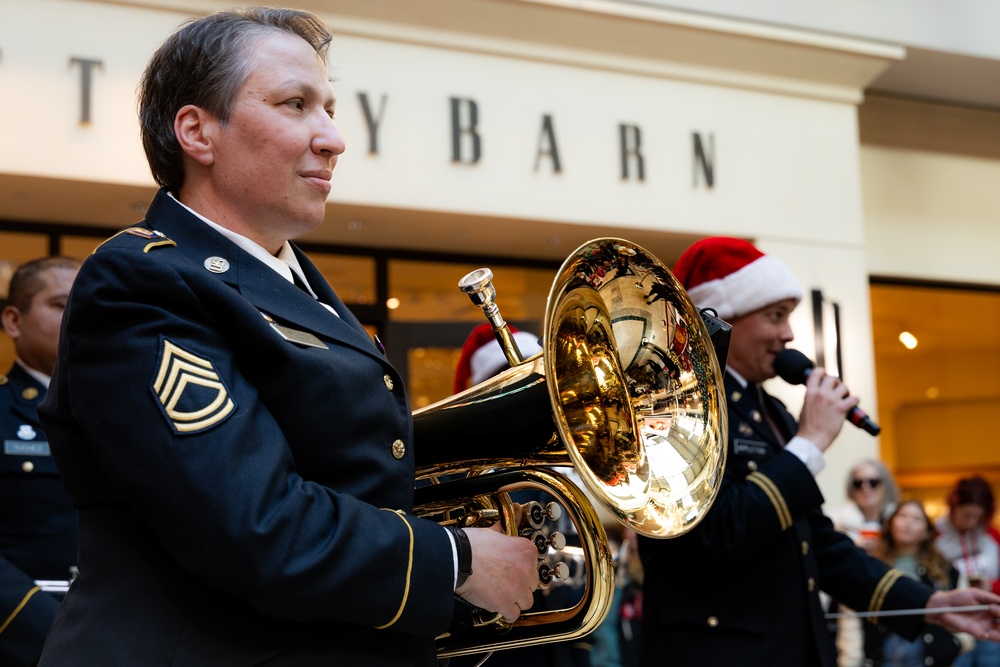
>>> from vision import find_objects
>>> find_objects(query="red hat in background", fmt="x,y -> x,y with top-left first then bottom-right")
453,323 -> 542,393
672,236 -> 803,320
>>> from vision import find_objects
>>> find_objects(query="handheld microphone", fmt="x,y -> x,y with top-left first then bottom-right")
773,349 -> 881,436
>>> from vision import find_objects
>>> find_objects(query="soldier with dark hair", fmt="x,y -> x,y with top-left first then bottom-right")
0,256 -> 79,666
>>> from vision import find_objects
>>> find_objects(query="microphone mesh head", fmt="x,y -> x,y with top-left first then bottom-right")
773,349 -> 814,385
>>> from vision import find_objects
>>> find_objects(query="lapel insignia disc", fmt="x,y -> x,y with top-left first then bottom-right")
21,387 -> 39,401
151,339 -> 236,434
204,257 -> 230,274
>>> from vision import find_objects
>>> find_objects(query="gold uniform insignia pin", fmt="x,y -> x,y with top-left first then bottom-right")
21,387 -> 39,400
260,312 -> 328,349
95,227 -> 176,254
124,227 -> 176,253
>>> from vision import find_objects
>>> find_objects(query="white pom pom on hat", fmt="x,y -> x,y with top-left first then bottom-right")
469,331 -> 541,386
454,323 -> 543,393
672,236 -> 803,320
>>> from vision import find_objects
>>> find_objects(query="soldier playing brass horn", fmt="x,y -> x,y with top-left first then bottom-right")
35,8 -> 539,666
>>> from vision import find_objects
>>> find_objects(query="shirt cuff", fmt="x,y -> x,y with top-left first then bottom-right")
786,436 -> 825,477
448,528 -> 459,590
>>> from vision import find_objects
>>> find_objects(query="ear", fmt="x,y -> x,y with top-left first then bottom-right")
1,306 -> 21,341
174,104 -> 216,166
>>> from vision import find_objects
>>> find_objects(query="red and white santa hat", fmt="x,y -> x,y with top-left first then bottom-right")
672,236 -> 803,320
453,322 -> 543,393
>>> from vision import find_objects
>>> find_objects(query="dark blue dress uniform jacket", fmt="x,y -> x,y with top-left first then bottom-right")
638,372 -> 931,667
0,363 -> 76,666
37,190 -> 455,666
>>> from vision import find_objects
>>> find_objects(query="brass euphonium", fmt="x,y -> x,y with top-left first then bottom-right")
413,238 -> 728,659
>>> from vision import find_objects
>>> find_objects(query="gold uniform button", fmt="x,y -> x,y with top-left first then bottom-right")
391,439 -> 405,459
802,541 -> 809,555
808,577 -> 816,592
707,616 -> 719,628
22,461 -> 34,473
22,387 -> 39,400
747,460 -> 758,472
383,374 -> 394,391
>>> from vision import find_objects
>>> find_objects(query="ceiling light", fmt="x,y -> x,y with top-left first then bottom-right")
898,331 -> 917,349
386,297 -> 400,310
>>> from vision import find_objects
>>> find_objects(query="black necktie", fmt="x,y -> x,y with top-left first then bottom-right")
755,384 -> 787,447
291,270 -> 310,293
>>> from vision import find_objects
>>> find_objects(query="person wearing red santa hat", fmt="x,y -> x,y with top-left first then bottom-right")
637,237 -> 1000,667
453,323 -> 543,394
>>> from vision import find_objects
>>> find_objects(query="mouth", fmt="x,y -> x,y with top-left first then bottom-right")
301,171 -> 333,195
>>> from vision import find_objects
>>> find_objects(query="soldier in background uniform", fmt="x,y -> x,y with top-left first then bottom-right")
0,256 -> 80,666
638,237 -> 1000,667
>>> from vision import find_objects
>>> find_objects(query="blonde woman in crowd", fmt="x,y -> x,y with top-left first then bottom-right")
831,459 -> 900,553
831,460 -> 901,666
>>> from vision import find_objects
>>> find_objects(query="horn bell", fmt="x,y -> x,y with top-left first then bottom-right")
546,238 -> 727,537
411,237 -> 727,656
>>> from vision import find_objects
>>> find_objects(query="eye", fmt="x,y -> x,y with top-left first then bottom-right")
286,99 -> 305,111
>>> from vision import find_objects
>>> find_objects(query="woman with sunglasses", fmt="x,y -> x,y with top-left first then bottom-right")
829,460 -> 902,665
831,459 -> 901,554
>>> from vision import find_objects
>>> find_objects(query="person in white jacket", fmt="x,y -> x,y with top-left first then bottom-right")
935,477 -> 1000,667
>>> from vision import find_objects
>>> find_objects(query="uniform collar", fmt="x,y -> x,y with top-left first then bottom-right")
167,192 -> 317,298
15,358 -> 49,389
147,190 -> 377,359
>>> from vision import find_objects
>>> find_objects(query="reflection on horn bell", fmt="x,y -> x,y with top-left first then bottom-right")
413,238 -> 728,658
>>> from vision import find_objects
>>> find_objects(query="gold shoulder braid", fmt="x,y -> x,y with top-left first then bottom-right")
93,227 -> 176,254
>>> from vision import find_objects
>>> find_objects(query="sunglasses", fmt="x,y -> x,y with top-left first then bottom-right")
851,478 -> 882,490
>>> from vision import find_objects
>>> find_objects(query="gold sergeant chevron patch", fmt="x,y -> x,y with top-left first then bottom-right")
152,339 -> 235,434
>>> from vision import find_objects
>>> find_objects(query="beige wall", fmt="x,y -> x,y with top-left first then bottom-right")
860,95 -> 1000,284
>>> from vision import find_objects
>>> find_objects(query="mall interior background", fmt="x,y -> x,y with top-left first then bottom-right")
2,0 -> 999,519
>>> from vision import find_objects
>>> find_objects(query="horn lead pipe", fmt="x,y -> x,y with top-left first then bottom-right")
459,268 -> 524,368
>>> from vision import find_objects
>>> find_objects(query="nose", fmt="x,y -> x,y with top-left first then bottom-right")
779,319 -> 794,343
314,117 -> 346,157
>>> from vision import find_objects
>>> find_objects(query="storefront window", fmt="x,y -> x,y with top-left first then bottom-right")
871,282 -> 1000,517
60,235 -> 106,261
388,260 -> 553,408
310,252 -> 376,306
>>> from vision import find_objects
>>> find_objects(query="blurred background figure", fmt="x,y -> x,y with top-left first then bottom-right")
453,322 -> 543,393
0,256 -> 80,667
935,477 -> 1000,667
613,528 -> 643,667
831,459 -> 901,554
842,500 -> 968,667
830,460 -> 902,665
